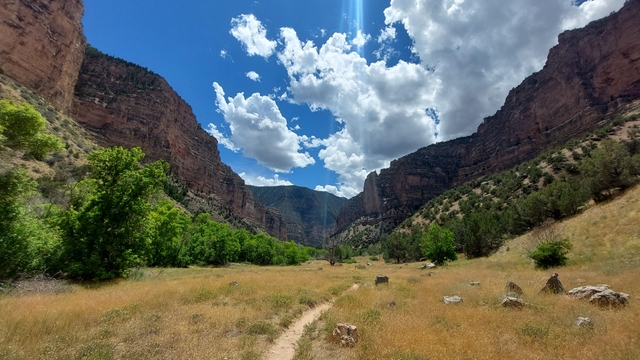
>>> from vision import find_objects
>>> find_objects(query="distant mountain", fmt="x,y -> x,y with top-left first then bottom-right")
248,186 -> 348,246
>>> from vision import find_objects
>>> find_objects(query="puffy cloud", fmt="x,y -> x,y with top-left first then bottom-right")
212,82 -> 315,172
383,0 -> 626,140
246,71 -> 261,82
314,184 -> 355,199
230,14 -> 277,58
377,25 -> 396,43
278,29 -> 436,195
241,173 -> 294,186
351,30 -> 371,47
206,123 -> 239,151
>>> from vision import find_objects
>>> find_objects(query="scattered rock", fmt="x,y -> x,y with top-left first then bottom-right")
375,275 -> 389,285
418,263 -> 437,270
470,281 -> 481,286
443,296 -> 463,304
568,285 -> 629,308
501,297 -> 525,308
539,273 -> 565,294
229,281 -> 238,286
332,323 -> 358,347
505,281 -> 524,295
574,317 -> 594,328
568,285 -> 612,299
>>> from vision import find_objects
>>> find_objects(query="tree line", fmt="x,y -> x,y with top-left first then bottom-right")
0,100 -> 316,281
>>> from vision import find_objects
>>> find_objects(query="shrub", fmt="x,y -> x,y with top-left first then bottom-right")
529,238 -> 572,269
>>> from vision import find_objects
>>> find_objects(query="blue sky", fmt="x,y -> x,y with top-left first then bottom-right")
83,0 -> 624,198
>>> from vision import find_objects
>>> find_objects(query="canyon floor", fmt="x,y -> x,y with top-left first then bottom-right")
2,184 -> 640,360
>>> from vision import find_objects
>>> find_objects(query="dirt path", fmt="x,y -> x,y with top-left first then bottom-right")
264,303 -> 332,360
264,283 -> 360,360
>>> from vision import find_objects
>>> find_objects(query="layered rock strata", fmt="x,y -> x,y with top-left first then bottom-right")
72,50 -> 286,239
0,0 -> 86,112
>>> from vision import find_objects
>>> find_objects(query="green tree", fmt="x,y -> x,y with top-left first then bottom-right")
146,200 -> 191,267
579,139 -> 639,202
529,239 -> 572,269
0,101 -> 63,279
0,99 -> 63,160
462,210 -> 502,258
421,223 -> 457,266
60,147 -> 168,280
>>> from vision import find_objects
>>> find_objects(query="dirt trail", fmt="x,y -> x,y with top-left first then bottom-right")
264,303 -> 332,360
264,283 -> 360,360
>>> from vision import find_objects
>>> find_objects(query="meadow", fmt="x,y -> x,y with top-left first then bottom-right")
2,184 -> 640,360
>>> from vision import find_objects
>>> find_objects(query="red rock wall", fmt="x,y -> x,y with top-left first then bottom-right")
457,0 -> 640,182
72,51 -> 287,240
335,0 -> 640,235
0,0 -> 86,112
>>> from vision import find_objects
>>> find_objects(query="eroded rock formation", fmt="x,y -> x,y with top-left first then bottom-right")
72,49 -> 286,239
0,0 -> 86,112
335,0 -> 640,241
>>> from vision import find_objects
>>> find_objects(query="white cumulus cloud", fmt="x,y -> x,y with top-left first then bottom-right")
241,173 -> 294,186
246,71 -> 261,82
383,0 -> 626,140
206,123 -> 239,151
230,14 -> 277,58
278,28 -> 437,196
212,82 -> 315,172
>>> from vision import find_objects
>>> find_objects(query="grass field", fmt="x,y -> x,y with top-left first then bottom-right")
2,185 -> 640,359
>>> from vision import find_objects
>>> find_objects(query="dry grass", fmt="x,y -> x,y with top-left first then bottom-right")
2,186 -> 640,359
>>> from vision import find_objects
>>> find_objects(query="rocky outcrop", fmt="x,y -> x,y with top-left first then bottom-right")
247,185 -> 347,246
335,0 -> 640,240
336,136 -> 471,232
458,0 -> 640,182
72,49 -> 286,239
0,0 -> 86,112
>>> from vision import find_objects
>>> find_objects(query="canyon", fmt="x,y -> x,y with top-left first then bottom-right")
334,0 -> 640,243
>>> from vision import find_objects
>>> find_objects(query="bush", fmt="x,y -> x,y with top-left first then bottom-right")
421,223 -> 457,265
529,238 -> 572,269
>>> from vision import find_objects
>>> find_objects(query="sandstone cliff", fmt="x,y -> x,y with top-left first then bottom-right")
72,48 -> 287,239
335,0 -> 640,243
458,0 -> 640,182
0,0 -> 86,113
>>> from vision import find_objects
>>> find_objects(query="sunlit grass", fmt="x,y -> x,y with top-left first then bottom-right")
2,185 -> 640,359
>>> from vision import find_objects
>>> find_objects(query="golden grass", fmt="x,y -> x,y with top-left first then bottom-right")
2,185 -> 640,359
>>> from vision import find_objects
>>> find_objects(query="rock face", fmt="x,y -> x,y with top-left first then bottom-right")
335,0 -> 640,240
0,0 -> 86,113
335,136 -> 472,238
247,185 -> 347,246
457,0 -> 640,183
72,49 -> 286,239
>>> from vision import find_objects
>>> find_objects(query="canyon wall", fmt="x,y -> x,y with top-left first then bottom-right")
335,0 -> 640,240
72,50 -> 287,239
0,0 -> 86,112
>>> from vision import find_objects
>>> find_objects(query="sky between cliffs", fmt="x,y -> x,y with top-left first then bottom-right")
83,0 -> 624,199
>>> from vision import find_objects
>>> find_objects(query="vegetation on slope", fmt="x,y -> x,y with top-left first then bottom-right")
382,111 -> 640,263
0,84 -> 317,282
